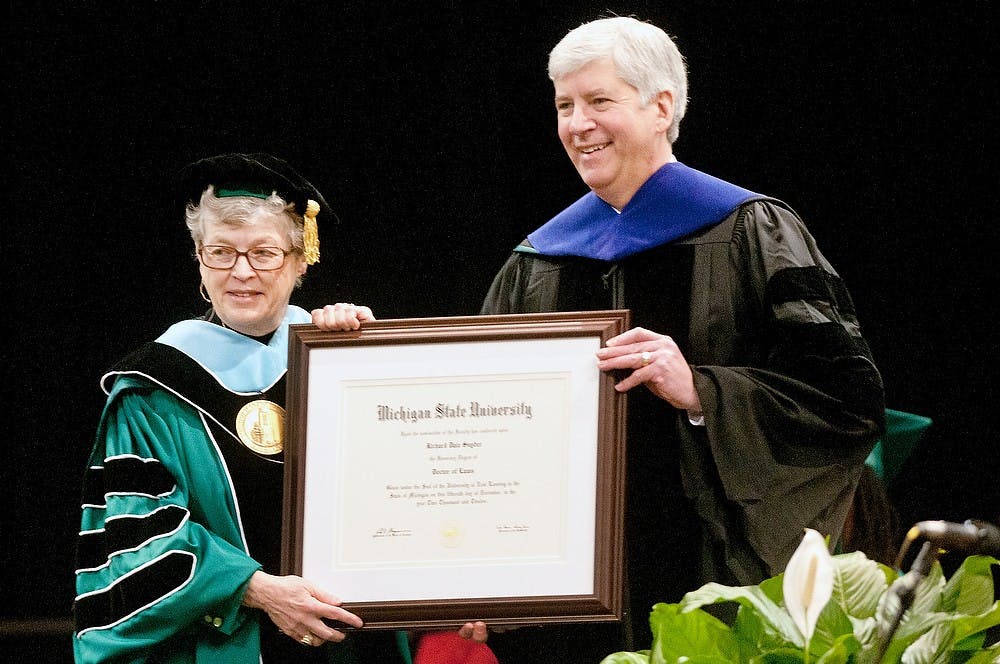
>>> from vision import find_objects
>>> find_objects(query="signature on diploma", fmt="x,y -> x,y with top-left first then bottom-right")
496,523 -> 530,534
372,527 -> 413,538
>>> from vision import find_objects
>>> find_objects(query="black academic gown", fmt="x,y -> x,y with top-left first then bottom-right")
480,199 -> 885,662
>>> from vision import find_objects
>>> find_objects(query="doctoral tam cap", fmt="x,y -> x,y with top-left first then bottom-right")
179,152 -> 330,264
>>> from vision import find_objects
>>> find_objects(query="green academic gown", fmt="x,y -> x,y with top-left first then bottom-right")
73,306 -> 402,663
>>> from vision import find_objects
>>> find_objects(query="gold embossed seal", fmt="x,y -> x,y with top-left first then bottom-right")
440,521 -> 465,548
235,400 -> 286,455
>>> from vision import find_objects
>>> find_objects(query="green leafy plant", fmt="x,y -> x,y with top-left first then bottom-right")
602,534 -> 999,664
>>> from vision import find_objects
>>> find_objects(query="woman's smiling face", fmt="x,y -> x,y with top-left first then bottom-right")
198,214 -> 306,337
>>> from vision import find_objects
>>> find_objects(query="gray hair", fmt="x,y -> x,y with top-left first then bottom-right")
185,185 -> 304,251
548,16 -> 688,143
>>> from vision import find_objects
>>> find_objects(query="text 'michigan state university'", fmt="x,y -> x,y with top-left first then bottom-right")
377,402 -> 534,423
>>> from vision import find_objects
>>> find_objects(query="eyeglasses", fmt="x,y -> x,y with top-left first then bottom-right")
199,245 -> 293,271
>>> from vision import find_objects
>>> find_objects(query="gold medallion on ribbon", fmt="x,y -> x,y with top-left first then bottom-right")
235,400 -> 285,455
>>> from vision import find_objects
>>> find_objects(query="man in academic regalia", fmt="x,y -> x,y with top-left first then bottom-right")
480,16 -> 885,663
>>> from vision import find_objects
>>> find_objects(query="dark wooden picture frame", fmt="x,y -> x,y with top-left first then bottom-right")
282,310 -> 629,630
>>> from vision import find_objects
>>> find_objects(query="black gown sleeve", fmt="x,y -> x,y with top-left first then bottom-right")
481,245 -> 567,314
481,251 -> 528,314
682,200 -> 885,580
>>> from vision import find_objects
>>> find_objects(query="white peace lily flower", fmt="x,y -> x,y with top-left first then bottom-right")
782,528 -> 834,644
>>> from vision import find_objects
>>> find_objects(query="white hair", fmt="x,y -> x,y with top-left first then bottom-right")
548,16 -> 688,143
184,185 -> 303,251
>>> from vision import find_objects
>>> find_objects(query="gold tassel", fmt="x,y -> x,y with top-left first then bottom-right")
303,199 -> 320,265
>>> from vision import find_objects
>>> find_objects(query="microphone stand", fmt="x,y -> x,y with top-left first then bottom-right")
871,539 -> 939,663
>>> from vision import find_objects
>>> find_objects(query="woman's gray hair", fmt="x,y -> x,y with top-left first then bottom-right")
548,16 -> 688,143
185,185 -> 304,251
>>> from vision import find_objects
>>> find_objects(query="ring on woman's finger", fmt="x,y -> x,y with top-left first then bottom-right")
640,351 -> 652,366
300,632 -> 315,646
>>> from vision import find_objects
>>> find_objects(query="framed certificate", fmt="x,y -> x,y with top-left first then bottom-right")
282,310 -> 629,630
